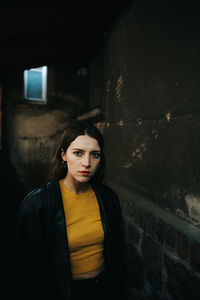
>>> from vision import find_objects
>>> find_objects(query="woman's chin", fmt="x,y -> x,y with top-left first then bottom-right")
76,176 -> 91,183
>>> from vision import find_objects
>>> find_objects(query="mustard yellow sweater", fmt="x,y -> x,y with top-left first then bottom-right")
59,180 -> 104,275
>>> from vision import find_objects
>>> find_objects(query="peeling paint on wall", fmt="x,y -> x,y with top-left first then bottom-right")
152,128 -> 159,139
124,161 -> 132,168
117,120 -> 124,126
11,111 -> 67,165
165,112 -> 171,122
185,194 -> 200,225
137,118 -> 143,125
106,80 -> 111,93
132,144 -> 146,161
176,208 -> 187,220
115,74 -> 123,101
175,195 -> 200,227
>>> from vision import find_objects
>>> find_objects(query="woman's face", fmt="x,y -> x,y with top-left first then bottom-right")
62,134 -> 101,184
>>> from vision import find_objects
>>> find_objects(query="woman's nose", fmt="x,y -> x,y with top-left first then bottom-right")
82,155 -> 91,167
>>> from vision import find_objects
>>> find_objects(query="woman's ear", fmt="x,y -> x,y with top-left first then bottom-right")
61,148 -> 67,161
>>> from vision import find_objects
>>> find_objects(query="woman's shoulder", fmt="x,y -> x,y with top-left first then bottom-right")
23,180 -> 58,199
19,180 -> 60,209
18,184 -> 48,213
25,184 -> 48,200
17,180 -> 61,225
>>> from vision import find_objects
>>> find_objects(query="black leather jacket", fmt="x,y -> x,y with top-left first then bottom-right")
16,180 -> 126,300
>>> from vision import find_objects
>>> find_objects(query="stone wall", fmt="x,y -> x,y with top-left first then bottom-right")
113,184 -> 200,299
89,0 -> 200,298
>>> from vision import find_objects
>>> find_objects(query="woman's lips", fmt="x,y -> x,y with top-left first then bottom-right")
79,171 -> 91,176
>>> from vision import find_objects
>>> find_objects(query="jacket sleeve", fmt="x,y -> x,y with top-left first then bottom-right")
112,191 -> 127,300
118,202 -> 127,300
16,189 -> 46,299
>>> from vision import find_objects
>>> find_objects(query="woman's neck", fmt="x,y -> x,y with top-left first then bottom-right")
62,177 -> 89,194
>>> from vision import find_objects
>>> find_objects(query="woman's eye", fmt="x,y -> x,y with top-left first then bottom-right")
91,152 -> 101,159
74,151 -> 82,156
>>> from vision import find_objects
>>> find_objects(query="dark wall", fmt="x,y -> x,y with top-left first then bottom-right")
104,0 -> 200,219
89,0 -> 200,299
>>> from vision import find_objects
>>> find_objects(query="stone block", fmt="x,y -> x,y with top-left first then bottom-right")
155,219 -> 166,244
141,234 -> 163,291
124,217 -> 141,245
164,254 -> 200,300
126,241 -> 144,291
189,240 -> 200,273
175,231 -> 188,260
165,225 -> 175,249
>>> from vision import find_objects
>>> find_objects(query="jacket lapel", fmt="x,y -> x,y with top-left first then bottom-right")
48,180 -> 72,299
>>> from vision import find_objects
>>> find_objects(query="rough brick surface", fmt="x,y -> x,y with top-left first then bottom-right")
141,235 -> 163,291
175,232 -> 188,260
164,254 -> 200,300
126,241 -> 144,291
189,241 -> 200,273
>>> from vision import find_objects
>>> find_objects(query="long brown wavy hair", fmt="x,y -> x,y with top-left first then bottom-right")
48,120 -> 105,185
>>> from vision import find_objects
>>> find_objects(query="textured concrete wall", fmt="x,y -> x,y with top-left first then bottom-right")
89,0 -> 200,299
104,0 -> 200,223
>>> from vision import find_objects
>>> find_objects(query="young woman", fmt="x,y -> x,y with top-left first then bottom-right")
16,120 -> 126,300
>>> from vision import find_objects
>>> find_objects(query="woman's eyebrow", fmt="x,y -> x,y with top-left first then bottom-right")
72,148 -> 101,152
